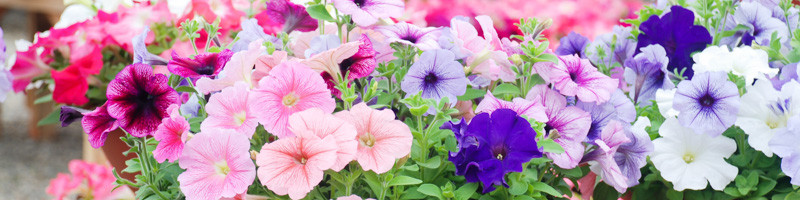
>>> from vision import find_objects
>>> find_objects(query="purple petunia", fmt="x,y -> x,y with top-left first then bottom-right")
444,109 -> 543,193
673,72 -> 740,137
721,2 -> 789,46
378,22 -> 440,50
576,91 -> 636,144
636,6 -> 712,79
59,106 -> 90,127
132,27 -> 168,66
106,64 -> 180,137
333,0 -> 404,27
233,19 -> 282,52
587,26 -> 636,67
624,44 -> 674,105
266,0 -> 318,33
526,85 -> 591,169
768,115 -> 800,185
534,55 -> 618,103
614,117 -> 654,188
582,120 -> 631,193
555,31 -> 590,58
167,49 -> 233,79
401,49 -> 468,103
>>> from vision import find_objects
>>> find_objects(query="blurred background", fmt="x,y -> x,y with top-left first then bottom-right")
0,0 -> 644,199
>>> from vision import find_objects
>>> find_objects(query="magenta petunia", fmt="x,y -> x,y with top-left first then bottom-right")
81,103 -> 119,148
333,0 -> 404,27
167,49 -> 233,79
106,64 -> 180,137
153,105 -> 191,163
266,0 -> 318,33
178,130 -> 256,200
526,85 -> 591,169
201,82 -> 259,138
534,55 -> 618,103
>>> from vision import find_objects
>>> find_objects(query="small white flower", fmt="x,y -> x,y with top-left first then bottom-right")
655,88 -> 679,118
692,45 -> 777,84
652,118 -> 738,191
692,46 -> 734,73
736,80 -> 800,156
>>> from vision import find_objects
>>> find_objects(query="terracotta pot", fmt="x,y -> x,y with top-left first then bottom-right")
101,129 -> 139,182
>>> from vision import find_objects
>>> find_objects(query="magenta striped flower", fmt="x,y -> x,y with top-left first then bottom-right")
106,64 -> 180,137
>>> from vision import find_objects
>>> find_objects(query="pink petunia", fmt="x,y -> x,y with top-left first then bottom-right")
153,104 -> 191,163
250,61 -> 336,138
289,108 -> 358,171
196,41 -> 264,94
334,103 -> 412,173
333,0 -> 404,27
534,55 -> 618,104
81,103 -> 119,148
201,82 -> 259,137
257,136 -> 339,199
178,130 -> 256,200
526,85 -> 591,169
252,51 -> 288,83
474,91 -> 548,122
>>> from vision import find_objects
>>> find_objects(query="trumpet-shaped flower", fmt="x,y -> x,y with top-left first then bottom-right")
555,31 -> 590,57
377,22 -> 440,50
266,0 -> 318,33
584,120 -> 631,193
692,46 -> 777,84
587,26 -> 637,67
257,136 -> 338,200
615,117 -> 654,188
737,80 -> 800,156
168,49 -> 234,79
526,85 -> 591,169
197,41 -> 264,94
106,64 -> 180,137
334,103 -> 412,173
201,82 -> 259,137
153,105 -> 191,163
401,49 -> 468,103
474,91 -> 547,122
178,130 -> 255,200
333,0 -> 404,27
289,108 -> 358,171
132,27 -> 168,66
624,44 -> 673,105
636,6 -> 712,79
81,104 -> 119,148
768,115 -> 800,185
534,55 -> 618,103
673,72 -> 740,137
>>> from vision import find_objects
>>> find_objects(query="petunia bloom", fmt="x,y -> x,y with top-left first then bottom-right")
445,109 -> 542,193
474,91 -> 547,122
584,120 -> 631,193
624,44 -> 673,105
526,85 -> 591,169
377,22 -> 440,50
401,50 -> 468,103
0,68 -> 11,103
334,103 -> 412,173
721,2 -> 789,46
587,26 -> 637,67
257,136 -> 338,199
232,19 -> 282,52
132,27 -> 168,66
51,66 -> 89,105
615,117 -> 654,188
153,105 -> 190,163
178,130 -> 256,200
768,115 -> 800,185
737,80 -> 800,156
197,41 -> 264,94
106,64 -> 180,137
81,103 -> 119,148
201,82 -> 259,137
673,72 -> 740,137
555,31 -> 590,58
250,61 -> 336,138
266,0 -> 318,33
289,108 -> 358,171
534,55 -> 618,103
167,49 -> 233,79
652,118 -> 737,191
636,5 -> 712,79
692,45 -> 778,84
333,0 -> 404,27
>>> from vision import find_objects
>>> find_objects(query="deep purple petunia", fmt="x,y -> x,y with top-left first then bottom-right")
59,106 -> 90,127
167,49 -> 233,79
81,103 -> 119,148
401,49 -> 468,103
636,6 -> 712,79
106,64 -> 180,137
444,109 -> 542,193
624,44 -> 674,105
378,22 -> 440,50
233,19 -> 282,52
333,0 -> 404,27
555,31 -> 590,58
266,0 -> 318,33
132,27 -> 168,66
721,1 -> 789,46
673,72 -> 740,137
525,85 -> 592,169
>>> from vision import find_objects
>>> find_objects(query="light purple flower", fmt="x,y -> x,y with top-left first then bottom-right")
770,63 -> 799,90
378,22 -> 440,50
624,44 -> 674,105
0,69 -> 11,103
305,35 -> 342,58
526,85 -> 591,169
401,49 -> 467,103
576,90 -> 635,144
587,26 -> 636,67
721,2 -> 789,46
769,115 -> 800,185
132,27 -> 168,66
333,0 -> 404,27
673,72 -> 740,137
534,55 -> 618,103
615,117 -> 654,188
437,28 -> 471,60
233,19 -> 282,52
583,120 -> 631,193
555,31 -> 590,58
106,64 -> 180,137
0,27 -> 6,65
266,0 -> 318,33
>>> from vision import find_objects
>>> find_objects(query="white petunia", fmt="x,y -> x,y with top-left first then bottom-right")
655,88 -> 679,118
692,45 -> 778,84
652,118 -> 738,191
692,46 -> 735,73
736,80 -> 800,156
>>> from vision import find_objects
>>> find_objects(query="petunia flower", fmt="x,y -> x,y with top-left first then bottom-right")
266,0 -> 318,33
587,26 -> 636,67
81,103 -> 119,148
153,105 -> 190,163
555,31 -> 590,58
623,44 -> 673,105
768,115 -> 800,185
201,82 -> 259,137
721,2 -> 789,46
636,5 -> 712,79
445,109 -> 542,193
652,118 -> 737,191
257,136 -> 338,200
300,41 -> 360,96
250,61 -> 336,138
59,106 -> 89,127
576,95 -> 633,144
178,130 -> 256,200
474,91 -> 547,122
167,49 -> 234,79
289,108 -> 358,171
106,64 -> 180,137
51,66 -> 89,105
10,40 -> 49,92
656,88 -> 680,118
526,85 -> 591,169
692,45 -> 778,84
673,72 -> 740,137
401,50 -> 468,104
449,16 -> 516,82
0,68 -> 11,103
737,80 -> 800,156
304,34 -> 342,58
377,22 -> 440,50
232,19 -> 282,52
333,0 -> 404,27
615,117 -> 654,188
584,120 -> 631,193
334,103 -> 412,173
197,41 -> 265,94
534,55 -> 618,103
132,27 -> 168,66
312,34 -> 378,96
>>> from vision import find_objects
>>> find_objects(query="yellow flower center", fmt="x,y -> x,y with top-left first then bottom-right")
360,132 -> 376,147
215,161 -> 231,175
683,153 -> 695,164
233,111 -> 247,126
282,92 -> 300,107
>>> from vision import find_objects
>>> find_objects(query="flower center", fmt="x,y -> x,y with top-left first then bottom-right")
401,35 -> 418,44
339,57 -> 355,76
492,145 -> 508,161
698,93 -> 715,108
197,64 -> 216,75
424,73 -> 438,84
282,92 -> 300,107
682,153 -> 695,163
214,161 -> 231,176
354,0 -> 366,7
569,72 -> 578,81
359,132 -> 376,147
233,111 -> 247,126
295,156 -> 308,165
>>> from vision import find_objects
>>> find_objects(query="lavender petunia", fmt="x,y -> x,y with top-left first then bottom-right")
770,63 -> 799,90
768,115 -> 800,185
305,34 -> 342,58
401,49 -> 468,103
444,109 -> 542,193
721,2 -> 789,46
266,0 -> 318,33
132,27 -> 168,66
555,31 -> 590,58
0,27 -> 5,65
526,85 -> 591,169
0,69 -> 11,103
583,120 -> 631,193
673,72 -> 740,137
587,26 -> 636,67
168,49 -> 233,79
233,19 -> 282,52
378,22 -> 440,50
624,44 -> 674,105
106,64 -> 180,137
475,91 -> 548,123
333,0 -> 404,27
575,90 -> 635,144
615,117 -> 654,188
438,27 -> 471,60
636,6 -> 712,79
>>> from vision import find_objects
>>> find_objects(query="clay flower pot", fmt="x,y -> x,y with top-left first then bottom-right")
100,129 -> 139,182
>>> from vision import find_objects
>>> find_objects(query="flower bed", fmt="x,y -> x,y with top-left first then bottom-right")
2,0 -> 800,199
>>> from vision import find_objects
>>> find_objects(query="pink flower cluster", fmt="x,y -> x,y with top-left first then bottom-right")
46,160 -> 133,200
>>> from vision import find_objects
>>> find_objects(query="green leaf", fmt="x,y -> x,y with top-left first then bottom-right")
754,178 -> 776,197
538,139 -> 564,154
492,84 -> 521,96
38,107 -> 62,126
592,182 -> 620,200
175,86 -> 198,94
531,182 -> 561,197
723,187 -> 743,197
457,88 -> 487,101
33,95 -> 53,104
454,183 -> 478,200
122,158 -> 142,173
417,156 -> 442,169
509,177 -> 527,195
388,175 -> 422,187
514,196 -> 535,200
666,189 -> 684,200
306,4 -> 335,22
417,184 -> 444,200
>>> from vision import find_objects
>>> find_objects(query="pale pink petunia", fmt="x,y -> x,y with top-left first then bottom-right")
153,104 -> 191,163
289,108 -> 358,171
201,82 -> 259,137
333,0 -> 404,27
196,40 -> 265,94
250,61 -> 336,138
334,103 -> 412,173
300,41 -> 360,82
448,16 -> 515,82
178,130 -> 256,200
257,136 -> 338,200
534,55 -> 618,104
252,51 -> 288,83
474,91 -> 548,122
